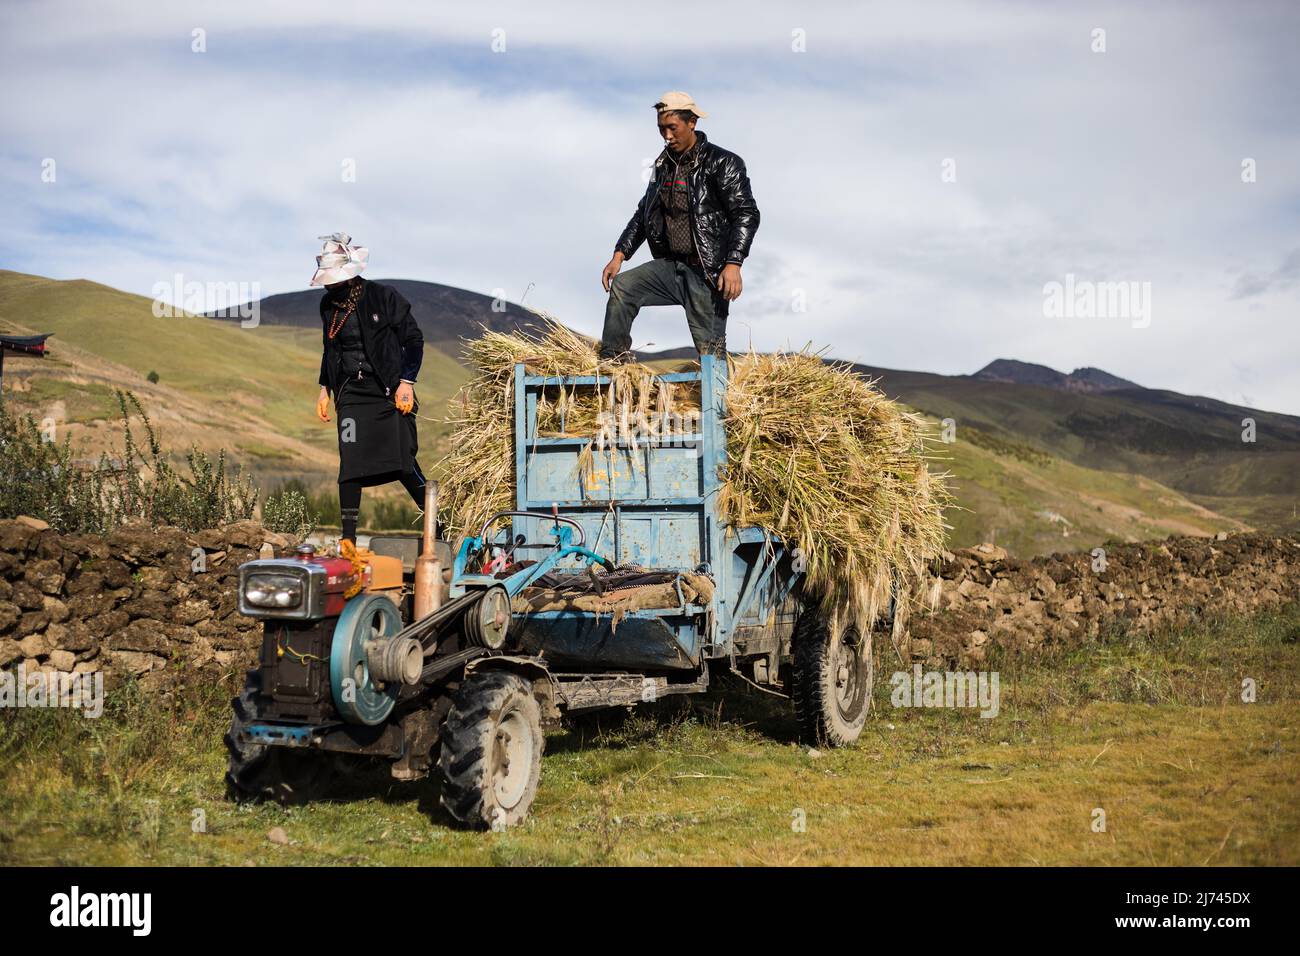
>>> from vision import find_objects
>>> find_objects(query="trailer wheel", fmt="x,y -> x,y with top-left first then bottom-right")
224,674 -> 327,805
791,610 -> 872,747
437,671 -> 544,830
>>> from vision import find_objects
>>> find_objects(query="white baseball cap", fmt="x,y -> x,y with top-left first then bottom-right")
655,91 -> 708,119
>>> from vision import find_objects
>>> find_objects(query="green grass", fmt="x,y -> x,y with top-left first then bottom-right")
21,378 -> 120,424
2,606 -> 1296,866
936,423 -> 1240,554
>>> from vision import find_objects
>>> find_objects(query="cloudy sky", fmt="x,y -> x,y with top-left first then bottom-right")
2,0 -> 1297,412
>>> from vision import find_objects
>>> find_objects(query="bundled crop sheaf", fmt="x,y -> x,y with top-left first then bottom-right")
721,350 -> 950,637
439,318 -> 949,636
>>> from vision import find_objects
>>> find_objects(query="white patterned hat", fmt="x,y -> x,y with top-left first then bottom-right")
310,232 -> 369,286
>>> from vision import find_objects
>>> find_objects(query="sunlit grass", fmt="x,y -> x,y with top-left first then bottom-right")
2,605 -> 1296,866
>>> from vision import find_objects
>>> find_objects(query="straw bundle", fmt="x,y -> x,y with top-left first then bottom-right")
438,318 -> 949,636
720,350 -> 949,637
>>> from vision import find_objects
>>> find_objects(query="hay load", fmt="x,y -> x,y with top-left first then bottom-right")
438,318 -> 949,635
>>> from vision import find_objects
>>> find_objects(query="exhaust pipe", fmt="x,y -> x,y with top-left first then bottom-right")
413,479 -> 442,621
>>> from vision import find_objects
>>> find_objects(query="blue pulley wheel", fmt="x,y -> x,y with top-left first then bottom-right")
330,593 -> 404,725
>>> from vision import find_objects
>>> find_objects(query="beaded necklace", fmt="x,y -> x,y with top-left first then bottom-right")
326,280 -> 364,339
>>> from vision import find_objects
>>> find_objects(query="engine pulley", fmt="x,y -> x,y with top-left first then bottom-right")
464,585 -> 510,650
330,593 -> 404,725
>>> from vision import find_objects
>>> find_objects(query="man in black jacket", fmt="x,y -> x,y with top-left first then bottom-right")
599,92 -> 760,360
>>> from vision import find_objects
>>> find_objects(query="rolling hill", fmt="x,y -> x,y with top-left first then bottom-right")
0,269 -> 1289,552
207,279 -> 547,355
848,362 -> 1300,531
0,270 -> 470,487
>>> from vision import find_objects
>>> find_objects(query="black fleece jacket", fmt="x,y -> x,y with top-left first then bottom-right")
318,279 -> 423,397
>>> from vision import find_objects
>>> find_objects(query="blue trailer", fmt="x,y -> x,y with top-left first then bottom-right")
227,355 -> 877,829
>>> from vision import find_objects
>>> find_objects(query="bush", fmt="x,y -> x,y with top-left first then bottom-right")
262,480 -> 319,539
0,404 -> 108,532
0,390 -> 257,533
367,497 -> 420,532
146,370 -> 160,384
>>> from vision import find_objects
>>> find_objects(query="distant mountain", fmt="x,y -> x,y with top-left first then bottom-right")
973,359 -> 1140,393
208,278 -> 546,357
851,361 -> 1300,531
1068,366 -> 1140,392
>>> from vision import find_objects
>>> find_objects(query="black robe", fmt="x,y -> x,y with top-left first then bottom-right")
321,282 -> 421,483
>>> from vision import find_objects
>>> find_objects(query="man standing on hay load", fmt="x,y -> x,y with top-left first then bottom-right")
599,91 -> 760,361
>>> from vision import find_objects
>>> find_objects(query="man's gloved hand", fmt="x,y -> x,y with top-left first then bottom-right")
316,386 -> 330,422
394,381 -> 415,415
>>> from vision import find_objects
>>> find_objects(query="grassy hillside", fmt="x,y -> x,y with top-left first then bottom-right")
856,365 -> 1300,532
0,270 -> 470,498
935,424 -> 1245,553
0,270 -> 1260,553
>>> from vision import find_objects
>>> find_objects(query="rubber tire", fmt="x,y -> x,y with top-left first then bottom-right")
791,609 -> 871,747
437,671 -> 544,830
224,672 -> 327,806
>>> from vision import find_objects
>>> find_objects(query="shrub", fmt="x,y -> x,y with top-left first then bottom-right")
0,390 -> 257,533
263,481 -> 319,539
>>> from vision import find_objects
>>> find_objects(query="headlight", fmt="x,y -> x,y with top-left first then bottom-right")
243,573 -> 304,609
238,561 -> 324,620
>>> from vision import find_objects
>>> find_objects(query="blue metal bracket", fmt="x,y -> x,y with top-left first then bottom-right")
246,723 -> 315,747
731,531 -> 786,625
451,520 -> 613,599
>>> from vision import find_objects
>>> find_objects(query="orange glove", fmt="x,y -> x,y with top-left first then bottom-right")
316,388 -> 330,422
394,381 -> 415,415
338,538 -> 365,598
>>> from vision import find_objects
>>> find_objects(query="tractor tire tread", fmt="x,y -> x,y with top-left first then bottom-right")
790,608 -> 868,748
436,671 -> 543,830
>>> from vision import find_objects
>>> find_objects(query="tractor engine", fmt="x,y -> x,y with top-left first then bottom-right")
237,544 -> 418,727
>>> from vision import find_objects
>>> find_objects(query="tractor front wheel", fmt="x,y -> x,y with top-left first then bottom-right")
224,676 -> 328,805
437,671 -> 544,830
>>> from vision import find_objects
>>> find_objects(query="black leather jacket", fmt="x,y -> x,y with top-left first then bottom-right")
614,131 -> 759,282
318,279 -> 423,397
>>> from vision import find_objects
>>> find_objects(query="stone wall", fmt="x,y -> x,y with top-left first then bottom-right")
0,517 -> 298,690
1,516 -> 1297,689
908,531 -> 1300,665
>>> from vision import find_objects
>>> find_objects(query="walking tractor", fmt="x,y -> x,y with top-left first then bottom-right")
226,355 -> 887,828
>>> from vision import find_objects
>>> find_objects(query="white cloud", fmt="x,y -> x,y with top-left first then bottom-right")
1,0 -> 1297,413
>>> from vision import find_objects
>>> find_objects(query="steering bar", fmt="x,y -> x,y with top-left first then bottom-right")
478,510 -> 586,548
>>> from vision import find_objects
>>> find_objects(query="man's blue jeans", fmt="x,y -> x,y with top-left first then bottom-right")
600,258 -> 729,359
